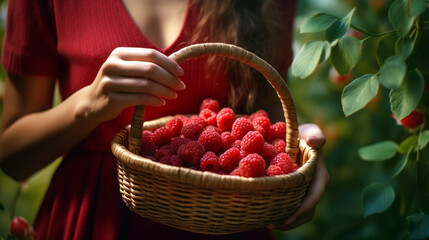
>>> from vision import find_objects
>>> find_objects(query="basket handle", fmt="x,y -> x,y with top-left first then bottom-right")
128,43 -> 300,161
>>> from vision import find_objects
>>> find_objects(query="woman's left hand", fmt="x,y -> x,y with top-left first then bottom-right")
268,123 -> 329,231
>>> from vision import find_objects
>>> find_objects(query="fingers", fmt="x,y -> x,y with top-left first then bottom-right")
269,153 -> 329,231
111,47 -> 184,77
299,124 -> 326,149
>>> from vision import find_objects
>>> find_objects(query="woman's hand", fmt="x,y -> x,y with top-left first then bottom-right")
74,47 -> 186,123
268,123 -> 329,231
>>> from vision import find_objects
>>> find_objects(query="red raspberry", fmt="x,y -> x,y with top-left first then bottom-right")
174,114 -> 189,123
152,127 -> 173,147
181,123 -> 204,140
206,126 -> 223,134
140,138 -> 156,156
241,131 -> 265,154
271,139 -> 286,153
231,140 -> 241,150
229,167 -> 242,176
177,141 -> 205,166
198,128 -> 222,152
231,117 -> 254,140
142,130 -> 153,141
270,153 -> 298,174
238,153 -> 266,177
216,108 -> 236,131
252,116 -> 271,138
221,132 -> 236,150
155,146 -> 171,160
9,216 -> 36,239
266,165 -> 284,176
186,115 -> 208,128
199,108 -> 217,126
240,150 -> 247,159
165,117 -> 184,137
268,122 -> 286,141
170,137 -> 191,154
200,98 -> 220,113
261,142 -> 278,163
219,147 -> 241,172
248,110 -> 268,122
159,155 -> 184,167
200,151 -> 220,173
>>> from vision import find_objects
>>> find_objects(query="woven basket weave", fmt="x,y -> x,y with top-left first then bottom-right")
111,43 -> 318,235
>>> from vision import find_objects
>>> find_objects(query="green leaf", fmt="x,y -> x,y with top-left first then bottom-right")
376,33 -> 398,67
390,69 -> 424,120
341,74 -> 379,116
389,0 -> 415,36
408,0 -> 428,17
326,8 -> 355,42
418,130 -> 429,150
396,37 -> 414,59
408,212 -> 429,239
398,135 -> 419,154
330,36 -> 362,75
291,41 -> 329,79
320,42 -> 332,63
362,183 -> 395,217
379,56 -> 406,89
358,140 -> 398,161
300,13 -> 338,33
392,149 -> 411,177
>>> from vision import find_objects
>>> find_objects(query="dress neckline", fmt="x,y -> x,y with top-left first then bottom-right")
116,0 -> 192,53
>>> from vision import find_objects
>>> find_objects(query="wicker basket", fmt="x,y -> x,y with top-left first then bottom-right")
111,43 -> 318,235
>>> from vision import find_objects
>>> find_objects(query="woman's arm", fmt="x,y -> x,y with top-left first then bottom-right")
0,48 -> 185,181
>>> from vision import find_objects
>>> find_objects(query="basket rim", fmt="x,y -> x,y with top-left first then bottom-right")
111,120 -> 318,191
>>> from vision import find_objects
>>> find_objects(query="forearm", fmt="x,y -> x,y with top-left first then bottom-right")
0,88 -> 98,181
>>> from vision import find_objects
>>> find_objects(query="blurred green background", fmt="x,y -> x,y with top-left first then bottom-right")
0,0 -> 428,239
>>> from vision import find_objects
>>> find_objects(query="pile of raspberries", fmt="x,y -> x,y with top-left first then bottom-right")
139,98 -> 299,178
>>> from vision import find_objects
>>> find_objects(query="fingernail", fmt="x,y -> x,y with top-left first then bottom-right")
172,92 -> 178,99
161,99 -> 166,106
177,66 -> 184,76
178,80 -> 186,90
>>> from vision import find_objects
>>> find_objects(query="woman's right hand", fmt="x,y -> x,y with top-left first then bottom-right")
75,47 -> 186,123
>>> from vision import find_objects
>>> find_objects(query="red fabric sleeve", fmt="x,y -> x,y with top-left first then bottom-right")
1,0 -> 59,77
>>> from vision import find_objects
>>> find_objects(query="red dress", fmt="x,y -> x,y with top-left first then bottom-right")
2,0 -> 295,239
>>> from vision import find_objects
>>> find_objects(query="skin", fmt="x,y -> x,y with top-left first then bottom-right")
0,0 -> 329,233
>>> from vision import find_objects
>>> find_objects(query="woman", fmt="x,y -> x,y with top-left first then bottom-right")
0,0 -> 328,239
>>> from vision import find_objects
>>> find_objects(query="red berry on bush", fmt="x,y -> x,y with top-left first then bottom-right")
9,216 -> 36,239
393,109 -> 425,130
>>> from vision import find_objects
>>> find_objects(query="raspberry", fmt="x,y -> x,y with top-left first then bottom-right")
142,130 -> 153,142
199,108 -> 217,126
238,153 -> 266,177
219,147 -> 241,172
198,128 -> 222,152
159,155 -> 183,167
152,127 -> 173,146
155,146 -> 171,160
266,165 -> 284,176
231,140 -> 241,150
270,153 -> 298,174
206,126 -> 223,134
268,122 -> 286,141
229,167 -> 242,176
200,98 -> 220,113
240,150 -> 247,159
271,139 -> 286,153
216,108 -> 235,131
221,132 -> 236,150
200,151 -> 220,172
261,142 -> 278,163
140,138 -> 156,156
177,141 -> 205,166
241,131 -> 265,154
170,137 -> 191,154
248,110 -> 268,122
181,123 -> 204,140
231,117 -> 254,140
174,114 -> 189,124
165,117 -> 184,137
252,116 -> 271,138
186,115 -> 208,128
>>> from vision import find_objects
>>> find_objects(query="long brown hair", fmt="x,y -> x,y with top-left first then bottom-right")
190,0 -> 296,113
